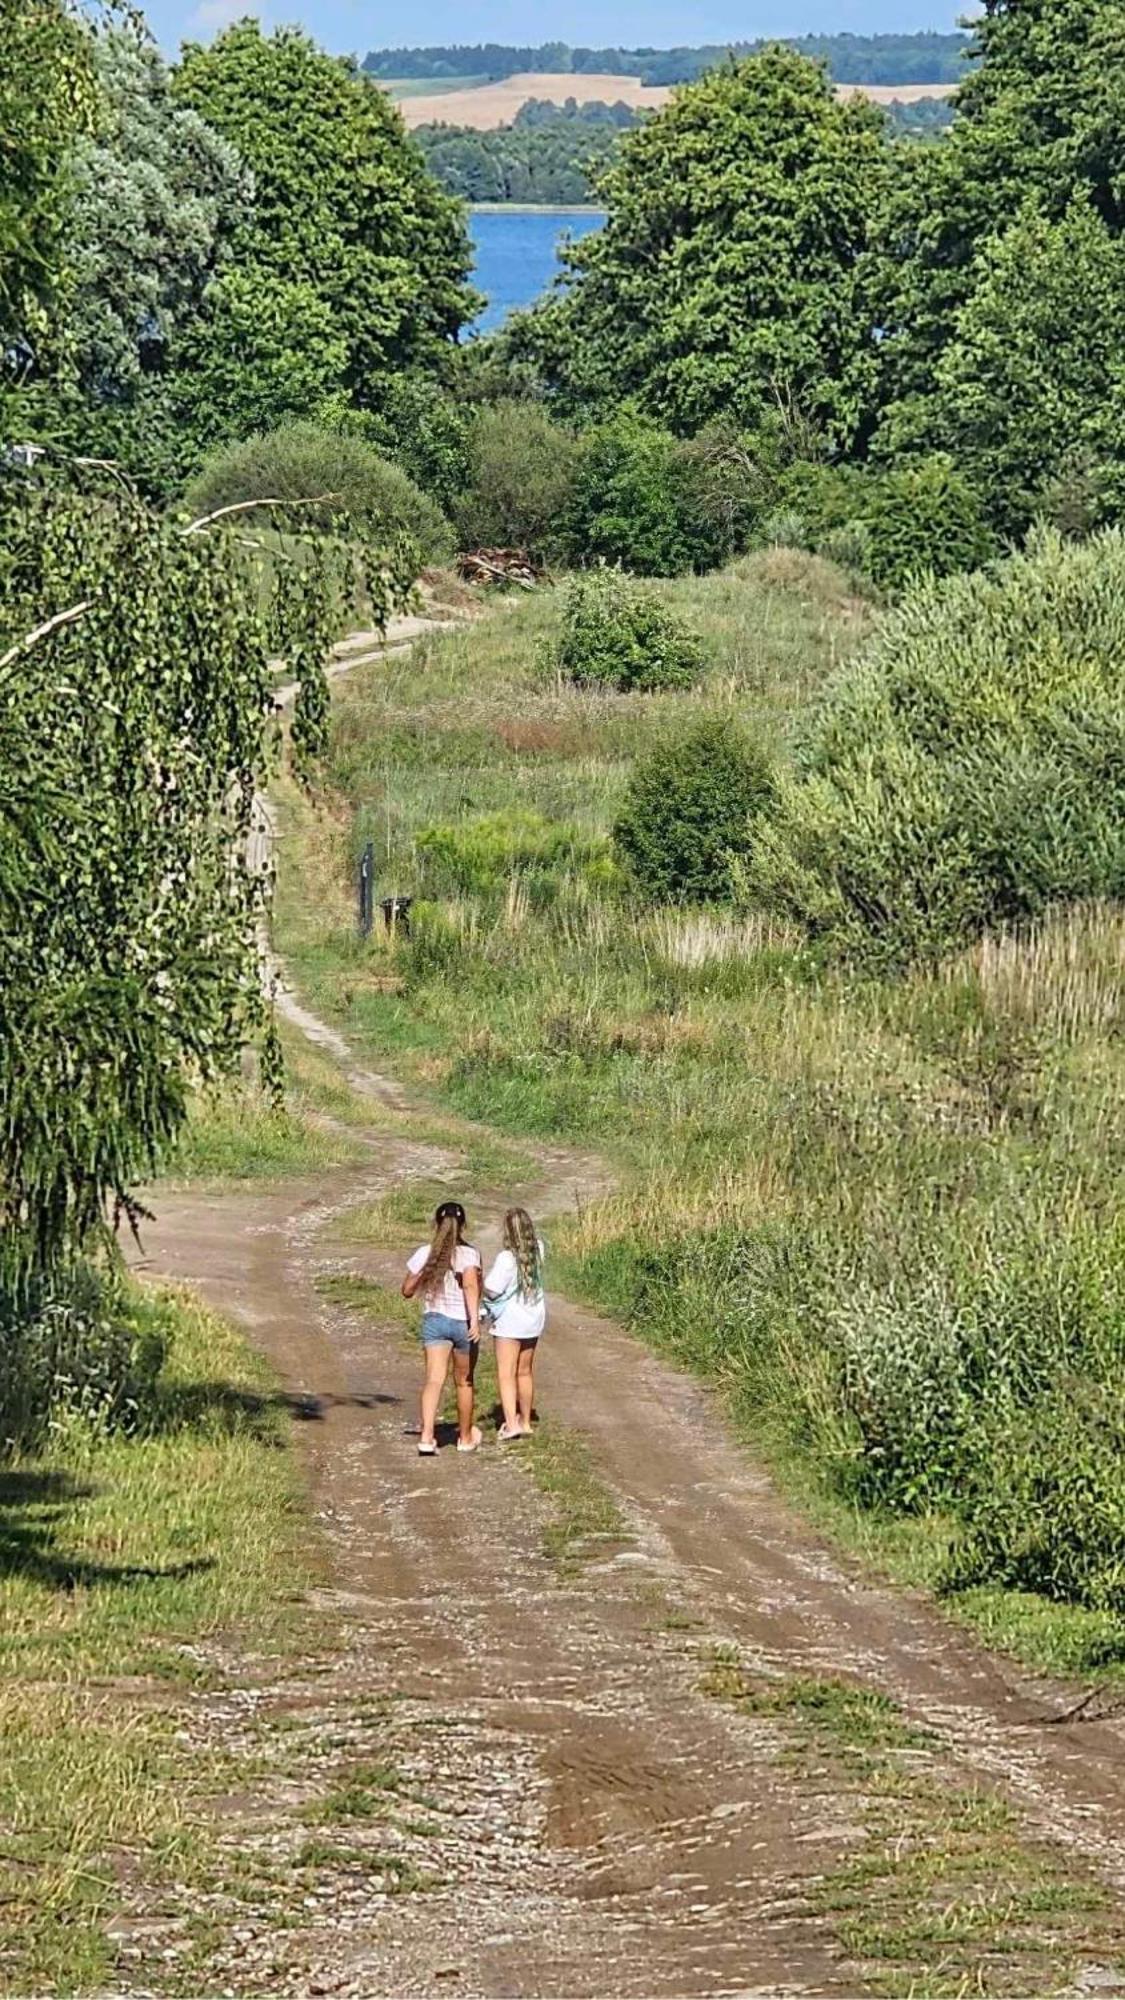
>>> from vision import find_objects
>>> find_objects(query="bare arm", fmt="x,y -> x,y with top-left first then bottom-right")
402,1266 -> 423,1300
463,1263 -> 482,1340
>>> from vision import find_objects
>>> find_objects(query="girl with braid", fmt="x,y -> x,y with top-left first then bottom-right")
402,1201 -> 482,1456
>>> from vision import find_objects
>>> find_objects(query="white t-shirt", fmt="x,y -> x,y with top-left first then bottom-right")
407,1242 -> 482,1321
485,1244 -> 546,1341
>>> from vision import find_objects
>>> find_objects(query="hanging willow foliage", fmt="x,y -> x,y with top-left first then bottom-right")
0,474 -> 418,1281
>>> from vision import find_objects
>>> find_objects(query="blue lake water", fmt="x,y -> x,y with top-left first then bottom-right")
469,208 -> 605,332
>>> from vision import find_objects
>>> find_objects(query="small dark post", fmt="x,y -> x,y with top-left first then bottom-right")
381,895 -> 413,938
358,841 -> 375,938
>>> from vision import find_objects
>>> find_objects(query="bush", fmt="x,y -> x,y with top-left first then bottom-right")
614,718 -> 773,903
565,416 -> 727,576
0,1263 -> 166,1450
947,1390 -> 1125,1614
454,400 -> 579,560
363,376 -> 473,514
862,456 -> 994,593
749,528 -> 1125,964
775,459 -> 871,545
547,568 -> 705,693
762,506 -> 809,550
416,809 -> 605,899
818,518 -> 873,581
182,422 -> 452,559
674,422 -> 771,566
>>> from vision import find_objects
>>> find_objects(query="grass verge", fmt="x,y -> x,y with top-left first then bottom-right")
0,1288 -> 312,1995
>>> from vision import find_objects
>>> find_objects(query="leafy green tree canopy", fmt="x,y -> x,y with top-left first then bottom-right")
873,1 -> 1125,458
64,30 -> 249,406
0,0 -> 97,369
516,48 -> 890,445
174,22 -> 480,400
921,198 -> 1125,536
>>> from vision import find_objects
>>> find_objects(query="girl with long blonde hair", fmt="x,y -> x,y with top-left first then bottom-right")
485,1207 -> 546,1440
402,1200 -> 482,1455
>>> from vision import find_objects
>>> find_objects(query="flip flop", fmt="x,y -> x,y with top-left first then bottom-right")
417,1440 -> 437,1457
456,1426 -> 483,1454
497,1423 -> 524,1442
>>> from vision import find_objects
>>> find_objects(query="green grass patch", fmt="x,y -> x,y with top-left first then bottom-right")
704,1655 -> 1125,1995
0,1287 -> 312,1995
309,1762 -> 402,1824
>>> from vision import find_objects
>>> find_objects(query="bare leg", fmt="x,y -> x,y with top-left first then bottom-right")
420,1343 -> 451,1447
451,1342 -> 479,1446
495,1338 -> 520,1433
516,1341 -> 536,1433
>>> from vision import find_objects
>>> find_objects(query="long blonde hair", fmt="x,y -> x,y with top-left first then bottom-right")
419,1201 -> 468,1293
504,1207 -> 541,1301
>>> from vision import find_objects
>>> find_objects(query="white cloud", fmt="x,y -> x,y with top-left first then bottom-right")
187,0 -> 245,33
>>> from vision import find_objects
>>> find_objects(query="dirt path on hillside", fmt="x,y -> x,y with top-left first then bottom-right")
129,1060 -> 1125,1998
117,620 -> 1125,1997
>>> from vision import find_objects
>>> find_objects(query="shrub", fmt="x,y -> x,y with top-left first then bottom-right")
454,400 -> 579,560
818,519 -> 873,582
363,376 -> 473,514
614,718 -> 773,903
416,809 -> 604,899
565,416 -> 726,576
674,422 -> 770,566
947,1390 -> 1125,1614
547,568 -> 705,693
762,507 -> 809,549
861,456 -> 994,593
775,459 -> 870,544
182,421 -> 452,559
749,528 -> 1125,964
0,1263 -> 166,1450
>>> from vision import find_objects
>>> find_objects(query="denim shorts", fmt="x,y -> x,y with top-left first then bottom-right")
422,1312 -> 474,1354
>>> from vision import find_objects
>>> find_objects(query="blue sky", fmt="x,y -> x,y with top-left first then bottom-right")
148,3 -> 965,60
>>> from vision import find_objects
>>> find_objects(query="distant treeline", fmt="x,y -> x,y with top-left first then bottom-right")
415,92 -> 954,205
365,33 -> 969,87
415,100 -> 630,205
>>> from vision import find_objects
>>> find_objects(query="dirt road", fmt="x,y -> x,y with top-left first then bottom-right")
118,624 -> 1125,1995
129,1051 -> 1125,1997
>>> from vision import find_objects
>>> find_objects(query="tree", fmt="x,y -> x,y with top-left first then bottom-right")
174,23 -> 480,402
0,468 -> 420,1282
918,199 -> 1125,536
0,0 -> 97,383
173,268 -> 349,450
514,49 -> 890,447
873,1 -> 1125,459
64,30 -> 250,408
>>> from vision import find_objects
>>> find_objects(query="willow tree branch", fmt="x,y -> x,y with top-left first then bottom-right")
0,495 -> 345,672
0,599 -> 94,675
181,494 -> 341,535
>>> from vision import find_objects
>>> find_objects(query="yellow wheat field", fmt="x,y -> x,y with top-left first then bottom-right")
389,69 -> 955,130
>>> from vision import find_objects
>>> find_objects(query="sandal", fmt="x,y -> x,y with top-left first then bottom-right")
456,1426 -> 483,1454
417,1440 -> 437,1457
497,1423 -> 524,1442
